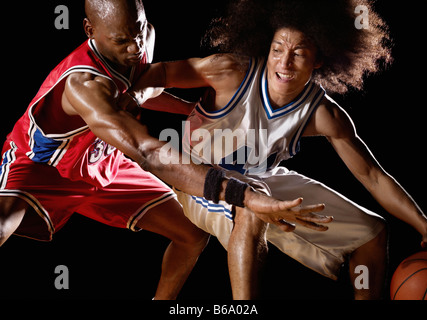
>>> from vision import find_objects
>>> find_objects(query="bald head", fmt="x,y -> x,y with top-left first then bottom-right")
83,0 -> 151,71
85,0 -> 144,25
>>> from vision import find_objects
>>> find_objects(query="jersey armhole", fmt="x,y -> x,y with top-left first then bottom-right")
29,67 -> 113,137
289,88 -> 326,157
195,57 -> 258,120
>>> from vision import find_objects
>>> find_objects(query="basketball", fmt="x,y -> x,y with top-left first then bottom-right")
390,251 -> 427,300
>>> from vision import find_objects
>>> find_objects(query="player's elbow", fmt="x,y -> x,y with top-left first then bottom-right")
137,138 -> 167,173
138,150 -> 157,173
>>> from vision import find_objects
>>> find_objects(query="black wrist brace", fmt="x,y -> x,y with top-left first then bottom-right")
203,167 -> 225,204
225,178 -> 249,208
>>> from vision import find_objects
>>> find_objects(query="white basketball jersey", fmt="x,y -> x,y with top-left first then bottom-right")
182,58 -> 325,175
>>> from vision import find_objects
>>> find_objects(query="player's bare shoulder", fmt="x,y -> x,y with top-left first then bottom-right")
208,53 -> 249,70
304,95 -> 356,139
63,72 -> 118,116
201,54 -> 249,93
66,72 -> 117,96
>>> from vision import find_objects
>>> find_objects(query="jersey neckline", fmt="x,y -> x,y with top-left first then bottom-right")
260,60 -> 316,120
88,39 -> 135,90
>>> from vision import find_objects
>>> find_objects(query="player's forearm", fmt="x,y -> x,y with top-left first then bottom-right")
132,62 -> 167,91
140,144 -> 208,196
88,109 -> 263,208
131,60 -> 208,92
141,91 -> 195,115
91,113 -> 209,196
369,171 -> 427,235
140,149 -> 272,211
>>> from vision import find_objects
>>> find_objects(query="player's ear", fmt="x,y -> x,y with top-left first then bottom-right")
314,59 -> 323,70
83,18 -> 95,39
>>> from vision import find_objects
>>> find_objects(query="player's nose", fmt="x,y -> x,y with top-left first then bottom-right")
127,37 -> 144,55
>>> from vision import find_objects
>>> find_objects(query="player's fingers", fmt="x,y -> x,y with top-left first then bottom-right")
297,203 -> 326,214
277,219 -> 296,232
295,218 -> 329,232
277,197 -> 303,210
298,211 -> 333,224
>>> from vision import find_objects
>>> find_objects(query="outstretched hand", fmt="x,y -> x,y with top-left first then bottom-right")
244,190 -> 332,232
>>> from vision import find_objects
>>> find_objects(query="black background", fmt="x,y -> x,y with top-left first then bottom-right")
0,0 -> 426,303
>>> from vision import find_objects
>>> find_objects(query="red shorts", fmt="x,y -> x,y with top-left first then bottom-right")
0,143 -> 175,241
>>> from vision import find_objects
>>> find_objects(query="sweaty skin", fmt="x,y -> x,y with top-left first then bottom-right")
0,2 -> 331,302
127,26 -> 427,299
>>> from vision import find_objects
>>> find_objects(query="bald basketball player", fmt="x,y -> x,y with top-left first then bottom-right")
0,0 -> 329,300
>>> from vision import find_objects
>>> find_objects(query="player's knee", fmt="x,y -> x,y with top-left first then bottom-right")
0,197 -> 29,246
0,228 -> 5,246
182,228 -> 209,249
0,219 -> 11,246
167,217 -> 209,249
172,229 -> 209,257
233,207 -> 268,240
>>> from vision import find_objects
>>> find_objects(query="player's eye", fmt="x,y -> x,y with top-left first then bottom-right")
113,38 -> 128,45
294,50 -> 304,57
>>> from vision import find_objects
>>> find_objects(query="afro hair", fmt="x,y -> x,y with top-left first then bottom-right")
203,0 -> 393,94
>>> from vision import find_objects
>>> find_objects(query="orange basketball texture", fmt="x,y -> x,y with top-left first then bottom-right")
390,251 -> 427,300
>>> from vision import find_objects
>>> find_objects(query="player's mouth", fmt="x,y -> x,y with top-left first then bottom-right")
276,71 -> 295,82
127,53 -> 143,63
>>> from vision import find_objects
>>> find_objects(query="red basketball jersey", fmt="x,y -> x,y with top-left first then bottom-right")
3,39 -> 148,188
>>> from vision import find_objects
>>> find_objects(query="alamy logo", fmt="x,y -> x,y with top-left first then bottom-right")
158,121 -> 275,175
354,265 -> 369,290
54,5 -> 69,30
54,265 -> 69,290
354,5 -> 369,30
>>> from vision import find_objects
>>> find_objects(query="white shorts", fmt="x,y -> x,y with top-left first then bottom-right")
176,166 -> 385,280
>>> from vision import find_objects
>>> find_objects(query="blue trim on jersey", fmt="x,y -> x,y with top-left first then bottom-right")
289,88 -> 325,157
0,142 -> 17,189
195,58 -> 258,119
29,128 -> 65,164
26,114 -> 89,167
260,61 -> 317,120
191,195 -> 234,221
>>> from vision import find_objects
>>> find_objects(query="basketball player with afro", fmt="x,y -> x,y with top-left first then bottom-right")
0,0 -> 332,299
124,0 -> 427,299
